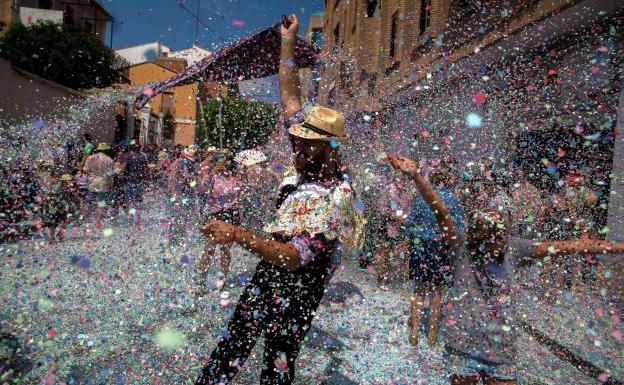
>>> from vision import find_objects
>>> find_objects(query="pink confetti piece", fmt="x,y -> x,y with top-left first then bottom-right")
232,19 -> 245,27
219,299 -> 230,306
472,92 -> 486,104
594,308 -> 603,317
447,319 -> 457,326
611,330 -> 622,342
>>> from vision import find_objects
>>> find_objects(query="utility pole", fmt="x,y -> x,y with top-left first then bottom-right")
194,0 -> 200,43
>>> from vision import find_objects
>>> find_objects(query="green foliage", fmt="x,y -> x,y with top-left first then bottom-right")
197,98 -> 276,151
3,21 -> 118,89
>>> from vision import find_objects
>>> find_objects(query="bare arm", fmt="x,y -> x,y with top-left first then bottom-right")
387,155 -> 458,248
531,239 -> 624,259
279,15 -> 302,120
201,221 -> 300,271
233,227 -> 300,271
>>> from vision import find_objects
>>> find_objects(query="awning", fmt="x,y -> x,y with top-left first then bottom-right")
134,24 -> 319,109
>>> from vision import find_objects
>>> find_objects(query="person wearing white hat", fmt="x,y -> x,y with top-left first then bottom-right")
195,14 -> 365,385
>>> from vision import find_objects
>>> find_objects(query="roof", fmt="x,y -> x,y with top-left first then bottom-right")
155,57 -> 187,73
91,0 -> 114,20
120,60 -> 177,74
115,42 -> 171,65
168,44 -> 212,66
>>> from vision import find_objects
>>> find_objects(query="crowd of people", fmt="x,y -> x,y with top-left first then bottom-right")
1,13 -> 622,385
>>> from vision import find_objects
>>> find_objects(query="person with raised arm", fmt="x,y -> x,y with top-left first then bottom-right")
386,153 -> 623,385
195,15 -> 365,385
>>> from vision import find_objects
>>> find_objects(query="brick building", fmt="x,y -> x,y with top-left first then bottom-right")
0,0 -> 113,44
316,0 -> 620,111
300,13 -> 324,103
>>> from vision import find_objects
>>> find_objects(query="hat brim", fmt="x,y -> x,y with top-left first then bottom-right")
289,124 -> 347,143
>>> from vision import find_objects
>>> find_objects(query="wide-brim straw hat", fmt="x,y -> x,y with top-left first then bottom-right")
289,106 -> 347,143
96,143 -> 111,152
61,174 -> 74,182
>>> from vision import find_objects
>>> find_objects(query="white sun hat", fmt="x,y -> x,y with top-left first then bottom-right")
235,149 -> 268,167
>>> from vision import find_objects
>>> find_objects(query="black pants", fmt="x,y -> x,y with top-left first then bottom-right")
196,256 -> 334,385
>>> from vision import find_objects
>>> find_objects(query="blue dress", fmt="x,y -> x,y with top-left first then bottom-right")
403,187 -> 466,287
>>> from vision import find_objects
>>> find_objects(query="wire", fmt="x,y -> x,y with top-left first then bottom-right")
173,0 -> 225,43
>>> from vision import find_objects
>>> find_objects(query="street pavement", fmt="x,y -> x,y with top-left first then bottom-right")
1,191 -> 621,385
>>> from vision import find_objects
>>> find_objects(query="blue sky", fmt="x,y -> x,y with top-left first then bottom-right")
102,0 -> 324,51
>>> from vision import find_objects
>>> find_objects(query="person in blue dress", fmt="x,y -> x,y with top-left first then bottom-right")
401,161 -> 466,347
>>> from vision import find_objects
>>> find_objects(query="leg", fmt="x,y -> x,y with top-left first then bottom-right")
427,287 -> 443,346
409,282 -> 426,346
377,247 -> 390,286
195,263 -> 274,385
260,259 -> 333,385
220,245 -> 232,278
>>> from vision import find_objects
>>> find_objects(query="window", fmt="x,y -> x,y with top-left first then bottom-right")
390,11 -> 399,58
328,86 -> 336,107
366,0 -> 380,17
311,28 -> 324,50
39,0 -> 53,9
333,23 -> 340,45
334,0 -> 341,10
419,0 -> 432,36
161,92 -> 175,115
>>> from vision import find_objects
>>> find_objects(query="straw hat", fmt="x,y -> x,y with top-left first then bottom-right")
289,106 -> 347,142
61,174 -> 74,182
96,143 -> 111,152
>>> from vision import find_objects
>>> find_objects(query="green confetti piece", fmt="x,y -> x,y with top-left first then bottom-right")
154,327 -> 186,350
103,228 -> 114,237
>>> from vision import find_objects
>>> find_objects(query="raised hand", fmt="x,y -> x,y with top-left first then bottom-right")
386,154 -> 420,175
280,14 -> 299,37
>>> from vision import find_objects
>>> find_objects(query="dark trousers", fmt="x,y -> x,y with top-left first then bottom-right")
196,256 -> 334,385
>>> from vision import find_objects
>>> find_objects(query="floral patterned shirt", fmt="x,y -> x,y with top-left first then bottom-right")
264,176 -> 366,266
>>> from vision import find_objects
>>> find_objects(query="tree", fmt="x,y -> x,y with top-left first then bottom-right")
3,21 -> 119,89
197,98 -> 276,151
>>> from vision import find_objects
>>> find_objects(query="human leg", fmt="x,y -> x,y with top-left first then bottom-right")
195,262 -> 275,385
428,287 -> 443,346
260,257 -> 333,385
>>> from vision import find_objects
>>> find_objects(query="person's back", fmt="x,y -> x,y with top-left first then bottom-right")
84,152 -> 114,193
406,187 -> 465,241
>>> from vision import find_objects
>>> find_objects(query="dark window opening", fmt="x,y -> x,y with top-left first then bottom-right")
419,0 -> 432,36
366,0 -> 380,17
333,23 -> 340,45
385,61 -> 400,76
390,11 -> 399,58
334,0 -> 341,10
311,28 -> 324,50
39,0 -> 53,9
161,92 -> 175,115
328,86 -> 336,107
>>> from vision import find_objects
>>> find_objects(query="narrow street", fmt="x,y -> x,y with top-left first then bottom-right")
2,190 -> 620,384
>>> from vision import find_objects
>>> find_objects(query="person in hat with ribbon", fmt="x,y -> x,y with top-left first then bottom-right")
195,14 -> 365,385
83,143 -> 116,229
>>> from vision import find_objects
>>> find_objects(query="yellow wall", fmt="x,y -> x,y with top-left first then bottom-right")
174,122 -> 196,146
127,62 -> 198,143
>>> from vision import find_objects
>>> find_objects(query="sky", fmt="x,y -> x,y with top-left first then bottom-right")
102,0 -> 324,52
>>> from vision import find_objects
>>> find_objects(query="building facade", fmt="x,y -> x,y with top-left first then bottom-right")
300,13 -> 324,103
125,61 -> 199,146
316,0 -> 615,111
0,0 -> 112,44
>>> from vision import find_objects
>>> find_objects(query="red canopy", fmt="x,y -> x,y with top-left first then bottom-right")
134,25 -> 319,109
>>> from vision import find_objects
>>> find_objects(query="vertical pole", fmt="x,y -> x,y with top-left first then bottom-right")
109,20 -> 113,48
195,0 -> 200,43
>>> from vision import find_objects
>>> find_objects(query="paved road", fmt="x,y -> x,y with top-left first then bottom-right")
1,193 -> 621,384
